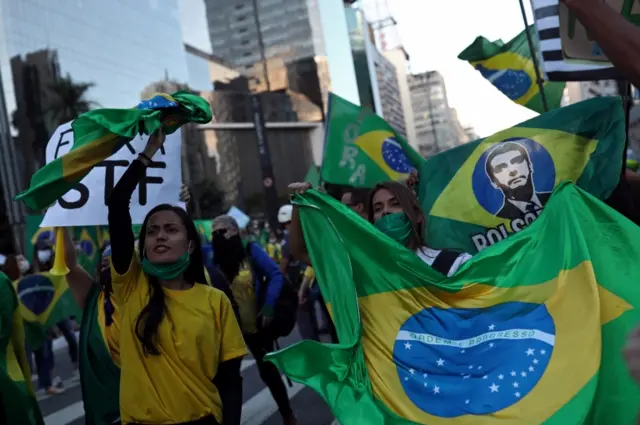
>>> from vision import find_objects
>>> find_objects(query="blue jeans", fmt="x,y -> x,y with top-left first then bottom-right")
56,318 -> 78,364
30,339 -> 54,389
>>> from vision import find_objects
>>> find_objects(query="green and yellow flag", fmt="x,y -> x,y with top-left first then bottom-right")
0,272 -> 44,425
15,91 -> 212,211
419,96 -> 625,254
267,183 -> 640,424
321,93 -> 424,187
14,272 -> 81,349
459,26 -> 565,113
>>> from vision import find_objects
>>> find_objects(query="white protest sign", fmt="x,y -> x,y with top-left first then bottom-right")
227,206 -> 250,230
41,121 -> 183,227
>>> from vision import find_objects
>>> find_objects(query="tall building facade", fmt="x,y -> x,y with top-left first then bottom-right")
0,0 -> 189,252
373,49 -> 406,138
561,80 -> 620,105
383,46 -> 416,148
409,71 -> 466,158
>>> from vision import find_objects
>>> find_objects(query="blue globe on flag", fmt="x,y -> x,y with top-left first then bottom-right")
381,137 -> 413,174
475,65 -> 531,101
16,274 -> 56,317
393,301 -> 555,417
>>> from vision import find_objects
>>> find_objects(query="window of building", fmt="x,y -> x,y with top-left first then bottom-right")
237,15 -> 246,21
241,39 -> 250,45
243,51 -> 252,57
238,27 -> 248,33
235,3 -> 245,9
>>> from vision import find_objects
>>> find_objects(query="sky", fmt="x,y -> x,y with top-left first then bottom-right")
179,0 -> 538,138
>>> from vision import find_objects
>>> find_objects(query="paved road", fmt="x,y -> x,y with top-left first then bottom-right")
38,328 -> 336,425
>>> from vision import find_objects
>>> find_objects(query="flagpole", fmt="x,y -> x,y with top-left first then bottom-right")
518,0 -> 549,113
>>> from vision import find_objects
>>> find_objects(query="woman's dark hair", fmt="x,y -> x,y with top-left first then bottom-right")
367,181 -> 426,251
135,204 -> 206,356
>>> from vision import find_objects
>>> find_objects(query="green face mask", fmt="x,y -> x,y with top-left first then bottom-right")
375,212 -> 413,246
141,251 -> 191,280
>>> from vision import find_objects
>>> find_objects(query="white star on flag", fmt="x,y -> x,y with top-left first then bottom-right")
521,372 -> 527,377
482,375 -> 488,380
498,374 -> 504,380
511,371 -> 516,377
488,324 -> 495,330
409,368 -> 415,374
424,382 -> 427,387
533,359 -> 539,364
489,383 -> 499,393
513,382 -> 519,388
515,392 -> 521,398
404,342 -> 411,350
477,366 -> 482,370
423,373 -> 428,378
433,386 -> 440,394
465,400 -> 470,405
540,349 -> 546,355
526,348 -> 535,356
461,349 -> 466,353
404,377 -> 408,381
469,365 -> 474,369
489,343 -> 494,348
436,359 -> 445,366
463,375 -> 471,380
528,366 -> 534,372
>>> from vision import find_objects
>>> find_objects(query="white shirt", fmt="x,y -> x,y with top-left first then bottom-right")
415,246 -> 472,277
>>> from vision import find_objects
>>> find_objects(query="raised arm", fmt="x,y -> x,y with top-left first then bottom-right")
61,227 -> 93,309
561,0 -> 640,88
108,130 -> 165,275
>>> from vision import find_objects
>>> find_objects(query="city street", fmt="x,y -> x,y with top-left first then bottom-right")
38,328 -> 336,425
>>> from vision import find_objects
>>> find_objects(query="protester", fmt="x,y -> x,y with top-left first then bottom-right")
297,266 -> 337,343
60,228 -> 121,425
265,230 -> 282,263
340,187 -> 370,219
289,181 -> 471,277
278,205 -> 302,288
210,215 -> 297,425
107,128 -> 246,425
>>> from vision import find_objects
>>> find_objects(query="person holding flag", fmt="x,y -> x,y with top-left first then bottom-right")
107,129 -> 247,425
288,181 -> 471,277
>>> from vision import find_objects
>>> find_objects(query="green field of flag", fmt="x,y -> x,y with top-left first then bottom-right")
418,96 -> 625,254
321,94 -> 424,187
459,26 -> 565,113
267,183 -> 640,424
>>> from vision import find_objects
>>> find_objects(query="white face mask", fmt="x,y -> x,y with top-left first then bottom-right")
37,250 -> 52,263
18,259 -> 30,274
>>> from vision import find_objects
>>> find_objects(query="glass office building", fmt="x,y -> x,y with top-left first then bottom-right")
0,0 -> 189,251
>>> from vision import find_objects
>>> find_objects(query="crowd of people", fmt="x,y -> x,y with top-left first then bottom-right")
3,1 -> 640,424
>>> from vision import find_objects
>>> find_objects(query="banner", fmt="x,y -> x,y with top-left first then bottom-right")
41,122 -> 183,227
418,97 -> 625,253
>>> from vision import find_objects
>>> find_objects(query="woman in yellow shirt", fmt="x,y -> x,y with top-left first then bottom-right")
107,129 -> 247,425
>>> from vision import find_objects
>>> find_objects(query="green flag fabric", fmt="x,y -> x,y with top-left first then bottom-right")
24,214 -> 53,263
267,183 -> 640,424
418,96 -> 625,254
304,164 -> 321,187
15,91 -> 212,211
458,26 -> 565,113
15,272 -> 82,349
321,93 -> 424,187
0,272 -> 44,425
79,284 -> 120,425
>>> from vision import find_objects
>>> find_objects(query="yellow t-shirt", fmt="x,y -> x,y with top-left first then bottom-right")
111,257 -> 248,425
229,262 -> 258,334
96,291 -> 121,366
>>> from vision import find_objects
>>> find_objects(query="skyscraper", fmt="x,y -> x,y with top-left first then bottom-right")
409,71 -> 466,158
0,0 -> 189,251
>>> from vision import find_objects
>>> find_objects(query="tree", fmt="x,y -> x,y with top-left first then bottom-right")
47,73 -> 97,127
192,179 -> 225,219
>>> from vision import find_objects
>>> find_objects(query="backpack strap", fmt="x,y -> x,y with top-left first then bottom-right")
431,250 -> 461,276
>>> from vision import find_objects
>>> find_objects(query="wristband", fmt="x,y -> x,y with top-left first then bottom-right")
138,152 -> 152,163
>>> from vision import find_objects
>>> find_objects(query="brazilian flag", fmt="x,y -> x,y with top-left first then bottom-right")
321,93 -> 424,187
459,26 -> 565,113
418,96 -> 625,254
15,92 -> 212,211
0,273 -> 44,425
24,214 -> 53,263
14,273 -> 81,349
267,183 -> 640,424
